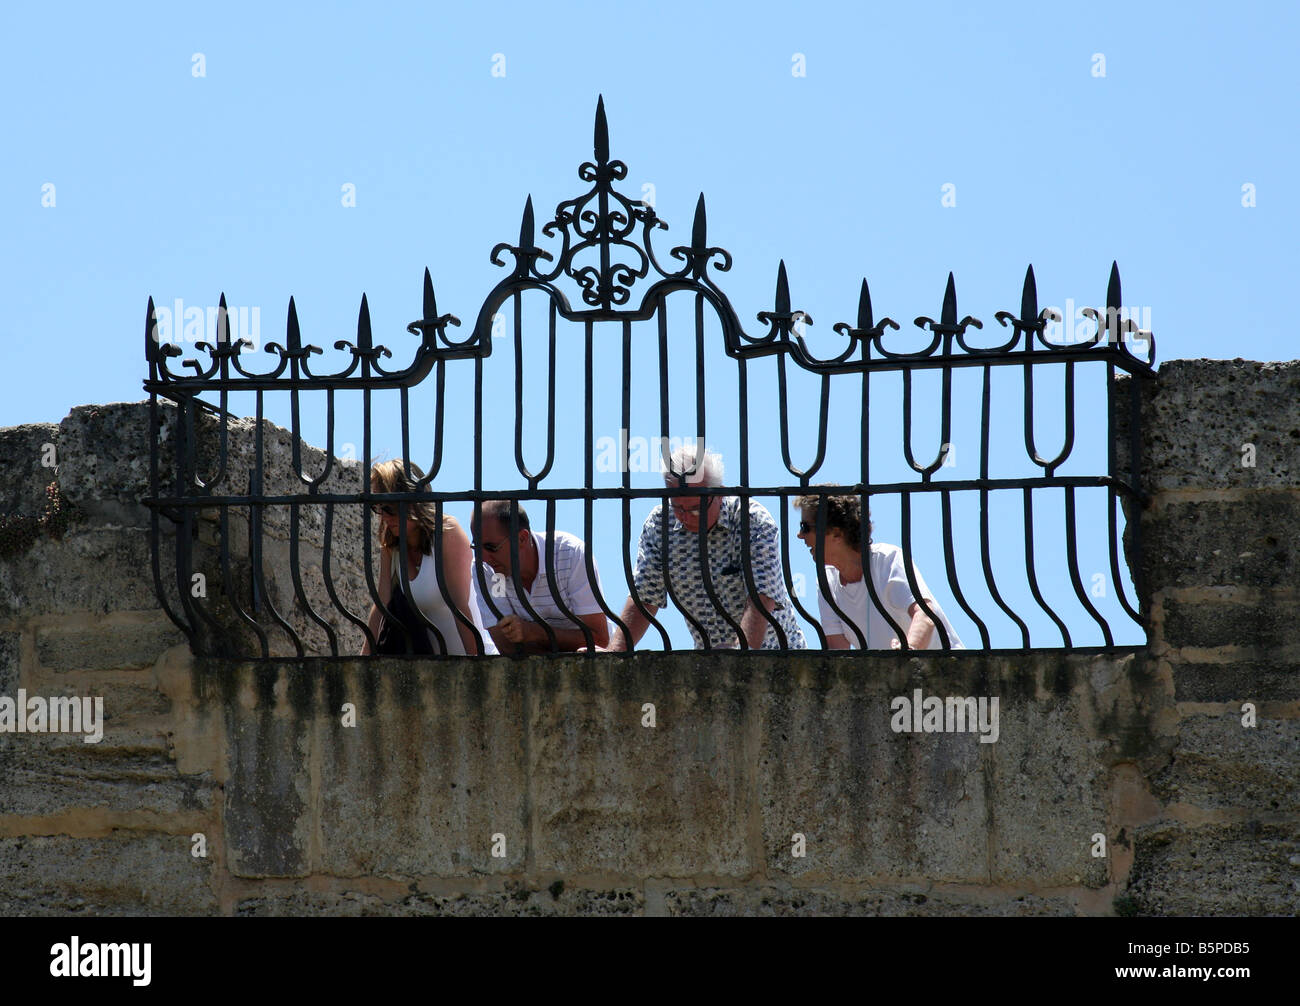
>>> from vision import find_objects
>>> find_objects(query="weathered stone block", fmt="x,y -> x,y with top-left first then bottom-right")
758,656 -> 990,884
224,695 -> 313,878
55,404 -> 158,510
528,657 -> 753,877
1150,714 -> 1300,814
0,834 -> 218,915
36,617 -> 185,672
315,661 -> 528,877
1171,660 -> 1300,703
0,731 -> 215,816
0,423 -> 60,514
988,697 -> 1110,888
1162,595 -> 1300,651
1139,495 -> 1300,591
0,529 -> 158,617
1123,821 -> 1300,916
1117,360 -> 1300,493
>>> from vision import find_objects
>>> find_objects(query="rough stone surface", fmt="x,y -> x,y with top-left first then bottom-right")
529,658 -> 752,877
1141,496 -> 1300,590
0,631 -> 19,695
0,402 -> 369,656
313,662 -> 529,877
0,529 -> 158,617
1162,595 -> 1300,651
0,423 -> 60,514
1150,715 -> 1300,815
1118,360 -> 1300,493
661,885 -> 1077,917
224,703 -> 313,878
235,884 -> 643,917
1171,661 -> 1300,703
758,656 -> 991,884
1123,822 -> 1300,916
0,834 -> 218,915
0,732 -> 215,816
36,617 -> 185,672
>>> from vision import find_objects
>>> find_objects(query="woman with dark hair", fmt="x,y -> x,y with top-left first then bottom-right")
360,460 -> 491,656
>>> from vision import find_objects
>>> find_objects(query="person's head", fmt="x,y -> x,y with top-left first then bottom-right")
471,500 -> 531,575
369,459 -> 446,555
664,444 -> 724,534
792,490 -> 872,567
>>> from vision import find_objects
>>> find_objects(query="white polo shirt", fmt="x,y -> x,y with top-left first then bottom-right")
475,530 -> 605,631
815,543 -> 964,649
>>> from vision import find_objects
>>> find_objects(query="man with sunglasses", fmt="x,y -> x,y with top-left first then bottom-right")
605,445 -> 805,651
470,501 -> 609,654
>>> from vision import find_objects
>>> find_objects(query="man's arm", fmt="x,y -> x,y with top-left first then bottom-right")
606,511 -> 666,651
890,601 -> 936,650
742,502 -> 793,649
740,593 -> 778,649
608,596 -> 657,651
825,633 -> 851,650
496,612 -> 609,654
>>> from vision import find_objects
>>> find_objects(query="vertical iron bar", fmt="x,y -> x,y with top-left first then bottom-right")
978,364 -> 1029,646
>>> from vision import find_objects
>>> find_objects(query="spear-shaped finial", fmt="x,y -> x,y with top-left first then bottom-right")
594,94 -> 609,164
286,296 -> 301,351
217,292 -> 230,344
941,272 -> 957,327
1106,260 -> 1122,314
358,293 -> 373,349
1020,264 -> 1038,322
775,260 -> 791,315
145,296 -> 157,360
857,279 -> 874,331
422,267 -> 437,322
520,195 -> 535,249
691,194 -> 708,252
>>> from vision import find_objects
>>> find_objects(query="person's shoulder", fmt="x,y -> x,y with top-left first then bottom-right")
744,497 -> 778,525
439,515 -> 469,545
872,541 -> 901,560
550,528 -> 588,553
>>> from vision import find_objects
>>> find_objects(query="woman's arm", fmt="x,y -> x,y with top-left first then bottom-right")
360,546 -> 393,655
441,519 -> 482,656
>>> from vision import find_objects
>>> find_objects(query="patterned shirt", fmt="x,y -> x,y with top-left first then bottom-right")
632,496 -> 806,650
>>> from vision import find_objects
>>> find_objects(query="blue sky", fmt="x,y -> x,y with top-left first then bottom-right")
2,1 -> 1295,649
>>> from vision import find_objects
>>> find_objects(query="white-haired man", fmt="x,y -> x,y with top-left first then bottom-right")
606,446 -> 806,651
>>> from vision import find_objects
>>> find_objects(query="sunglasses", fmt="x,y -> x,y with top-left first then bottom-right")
474,539 -> 505,553
371,504 -> 397,517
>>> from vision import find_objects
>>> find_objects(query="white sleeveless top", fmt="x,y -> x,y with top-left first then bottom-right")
395,554 -> 497,655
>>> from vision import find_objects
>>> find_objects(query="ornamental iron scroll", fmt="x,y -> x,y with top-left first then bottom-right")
143,95 -> 1156,659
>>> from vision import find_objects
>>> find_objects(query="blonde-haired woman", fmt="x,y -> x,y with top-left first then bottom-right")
361,460 -> 490,655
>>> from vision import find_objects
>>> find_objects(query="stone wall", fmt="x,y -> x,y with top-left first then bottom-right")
1115,359 -> 1300,916
0,360 -> 1295,916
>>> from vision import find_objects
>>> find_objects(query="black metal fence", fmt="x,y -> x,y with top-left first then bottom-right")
143,97 -> 1156,658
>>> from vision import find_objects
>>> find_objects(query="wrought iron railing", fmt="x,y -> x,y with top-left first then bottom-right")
143,96 -> 1156,658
